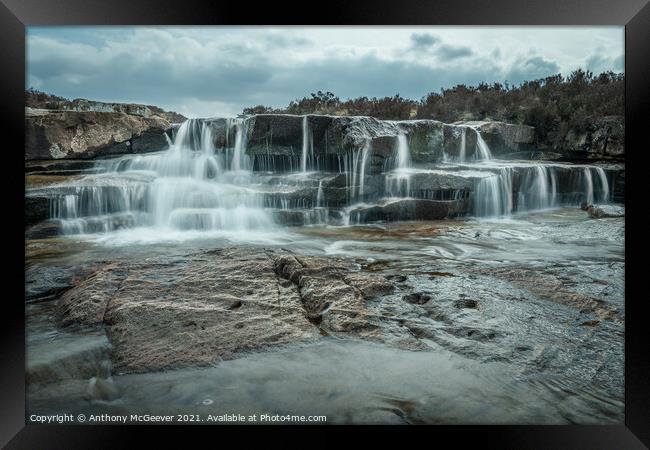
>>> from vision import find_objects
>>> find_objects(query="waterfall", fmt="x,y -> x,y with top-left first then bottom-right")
348,140 -> 372,200
37,116 -> 619,236
52,118 -> 274,234
459,128 -> 467,162
517,166 -> 557,211
301,116 -> 313,173
473,168 -> 513,217
231,119 -> 251,171
473,128 -> 492,160
584,167 -> 594,204
316,180 -> 325,207
594,167 -> 610,203
448,126 -> 490,162
357,140 -> 372,198
578,166 -> 610,205
396,133 -> 411,170
385,133 -> 412,197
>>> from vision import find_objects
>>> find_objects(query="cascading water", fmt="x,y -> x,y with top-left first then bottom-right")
51,118 -> 274,235
385,133 -> 412,197
316,180 -> 324,207
517,166 -> 557,212
595,167 -> 610,203
446,126 -> 492,162
38,116 -> 617,234
474,128 -> 493,160
471,164 -> 613,218
473,167 -> 514,217
301,116 -> 313,173
348,140 -> 372,200
459,128 -> 467,162
231,118 -> 251,171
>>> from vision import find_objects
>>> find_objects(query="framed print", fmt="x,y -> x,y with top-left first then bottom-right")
2,0 -> 649,447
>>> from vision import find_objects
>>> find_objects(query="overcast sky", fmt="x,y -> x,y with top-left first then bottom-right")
27,26 -> 623,118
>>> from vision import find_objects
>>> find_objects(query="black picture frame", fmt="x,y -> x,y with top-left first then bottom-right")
3,0 -> 649,447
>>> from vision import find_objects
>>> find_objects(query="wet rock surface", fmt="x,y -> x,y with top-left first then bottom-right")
25,110 -> 172,160
349,198 -> 467,223
585,204 -> 625,218
50,248 -> 399,373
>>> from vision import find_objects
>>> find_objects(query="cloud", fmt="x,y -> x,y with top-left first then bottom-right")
586,49 -> 624,74
409,33 -> 440,49
505,56 -> 561,83
26,27 -> 624,117
436,44 -> 474,60
406,33 -> 472,60
265,34 -> 312,48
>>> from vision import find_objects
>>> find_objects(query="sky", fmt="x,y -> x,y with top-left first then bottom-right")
26,26 -> 624,118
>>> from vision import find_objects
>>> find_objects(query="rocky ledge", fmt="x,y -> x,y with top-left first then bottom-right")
25,108 -> 174,160
209,114 -> 538,166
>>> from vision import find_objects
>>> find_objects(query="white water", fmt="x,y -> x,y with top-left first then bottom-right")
316,180 -> 325,207
301,116 -> 313,173
472,163 -> 612,217
473,167 -> 513,217
348,140 -> 373,200
595,167 -> 610,202
396,133 -> 411,169
446,126 -> 491,162
231,119 -> 251,171
459,128 -> 467,162
518,166 -> 555,211
53,119 -> 274,235
385,133 -> 412,197
474,128 -> 493,160
358,141 -> 372,197
39,118 -> 616,237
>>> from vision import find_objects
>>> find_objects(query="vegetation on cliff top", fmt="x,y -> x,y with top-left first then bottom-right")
244,69 -> 624,149
25,88 -> 187,123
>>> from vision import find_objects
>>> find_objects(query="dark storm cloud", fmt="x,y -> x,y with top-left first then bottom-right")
436,44 -> 474,60
505,56 -> 561,84
409,33 -> 441,49
407,33 -> 472,60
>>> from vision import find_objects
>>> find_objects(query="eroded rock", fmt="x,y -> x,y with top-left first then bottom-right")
54,248 -> 401,373
586,204 -> 625,218
26,110 -> 172,160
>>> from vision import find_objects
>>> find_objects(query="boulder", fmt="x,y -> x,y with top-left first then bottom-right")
25,110 -> 172,160
403,292 -> 432,304
25,195 -> 50,227
456,121 -> 535,156
396,120 -> 445,163
349,198 -> 466,223
586,204 -> 625,218
25,220 -> 61,239
246,114 -> 333,156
